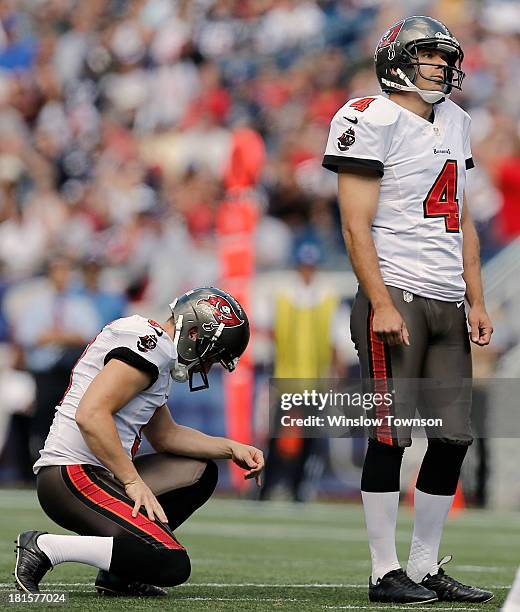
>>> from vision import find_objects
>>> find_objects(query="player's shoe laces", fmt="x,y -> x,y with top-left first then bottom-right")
369,568 -> 438,604
95,570 -> 167,597
420,555 -> 494,603
14,531 -> 52,593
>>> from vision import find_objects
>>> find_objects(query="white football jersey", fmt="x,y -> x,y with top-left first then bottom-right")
33,316 -> 177,473
323,94 -> 473,301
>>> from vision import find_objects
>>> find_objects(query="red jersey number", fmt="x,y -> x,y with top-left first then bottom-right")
349,97 -> 376,112
423,160 -> 460,233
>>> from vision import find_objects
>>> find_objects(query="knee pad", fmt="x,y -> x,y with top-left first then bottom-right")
361,439 -> 405,492
416,440 -> 469,496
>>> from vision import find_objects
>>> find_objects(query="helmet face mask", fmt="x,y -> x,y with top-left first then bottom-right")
169,287 -> 250,392
375,16 -> 465,104
401,41 -> 464,91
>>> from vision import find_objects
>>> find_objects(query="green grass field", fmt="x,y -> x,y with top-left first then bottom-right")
0,490 -> 518,610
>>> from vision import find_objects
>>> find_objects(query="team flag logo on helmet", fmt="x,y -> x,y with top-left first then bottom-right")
197,295 -> 244,331
377,21 -> 404,50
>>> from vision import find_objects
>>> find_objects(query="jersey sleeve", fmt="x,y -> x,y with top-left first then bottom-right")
463,113 -> 474,170
104,324 -> 169,388
322,99 -> 396,176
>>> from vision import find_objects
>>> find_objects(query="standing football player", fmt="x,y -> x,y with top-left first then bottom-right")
14,287 -> 264,596
323,16 -> 494,604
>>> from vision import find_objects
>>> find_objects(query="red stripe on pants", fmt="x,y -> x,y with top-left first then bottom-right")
369,309 -> 393,445
66,465 -> 183,550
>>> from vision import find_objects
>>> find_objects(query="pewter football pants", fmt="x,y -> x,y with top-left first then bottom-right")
350,285 -> 473,447
36,454 -> 218,585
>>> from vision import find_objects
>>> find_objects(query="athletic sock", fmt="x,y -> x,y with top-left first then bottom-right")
37,534 -> 113,570
407,488 -> 453,582
361,491 -> 401,582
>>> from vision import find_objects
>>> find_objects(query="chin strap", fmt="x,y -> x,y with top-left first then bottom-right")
170,314 -> 189,383
212,322 -> 225,341
173,314 -> 183,347
170,314 -> 229,391
170,314 -> 218,391
187,323 -> 224,392
382,68 -> 449,104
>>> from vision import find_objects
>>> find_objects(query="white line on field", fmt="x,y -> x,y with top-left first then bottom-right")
456,565 -> 505,572
0,584 -> 90,588
187,583 -> 510,589
189,583 -> 363,588
175,597 -> 305,602
324,607 -> 485,611
0,582 -> 511,589
0,589 -> 502,606
0,593 -> 487,611
0,583 -> 360,589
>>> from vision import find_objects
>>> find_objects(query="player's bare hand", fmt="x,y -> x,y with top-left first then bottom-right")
124,476 -> 168,523
230,442 -> 265,487
372,304 -> 410,346
468,305 -> 493,346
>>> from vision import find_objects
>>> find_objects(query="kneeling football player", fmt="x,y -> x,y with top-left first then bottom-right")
14,287 -> 263,596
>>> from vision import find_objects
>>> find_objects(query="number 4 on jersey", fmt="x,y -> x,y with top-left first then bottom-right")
349,97 -> 376,112
423,160 -> 460,233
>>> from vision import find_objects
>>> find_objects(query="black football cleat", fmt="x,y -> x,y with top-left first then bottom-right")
369,568 -> 438,604
95,570 -> 167,597
420,555 -> 494,603
14,531 -> 52,593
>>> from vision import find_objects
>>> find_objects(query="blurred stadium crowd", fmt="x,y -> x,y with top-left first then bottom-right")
0,0 -> 519,495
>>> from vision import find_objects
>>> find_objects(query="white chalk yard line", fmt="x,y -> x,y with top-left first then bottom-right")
0,592 -> 496,608
0,581 -> 512,589
324,607 -> 486,611
173,597 -> 305,602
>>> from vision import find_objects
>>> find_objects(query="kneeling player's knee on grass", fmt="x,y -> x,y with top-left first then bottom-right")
154,549 -> 191,586
111,535 -> 190,585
